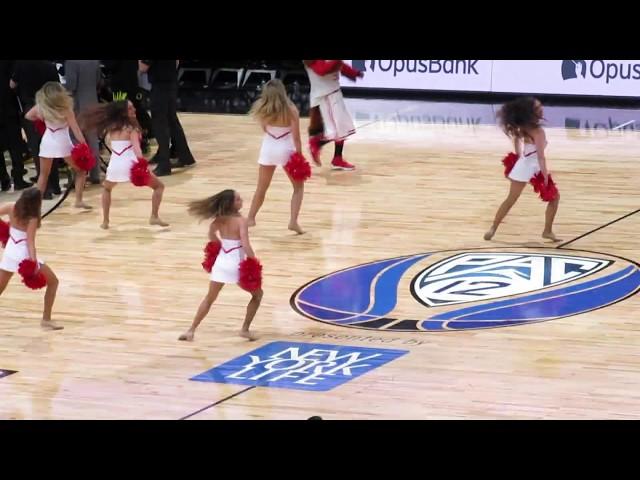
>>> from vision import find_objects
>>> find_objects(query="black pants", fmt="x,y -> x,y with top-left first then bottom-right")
150,82 -> 194,171
0,118 -> 27,184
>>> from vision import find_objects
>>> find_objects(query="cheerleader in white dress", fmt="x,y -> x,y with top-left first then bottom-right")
24,82 -> 92,209
485,97 -> 561,242
179,189 -> 263,342
246,79 -> 306,234
0,188 -> 62,330
79,99 -> 168,229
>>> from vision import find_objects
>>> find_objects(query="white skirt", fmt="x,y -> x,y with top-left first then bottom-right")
258,131 -> 295,167
106,144 -> 137,183
508,154 -> 540,183
210,240 -> 245,284
318,90 -> 356,141
39,126 -> 74,159
0,228 -> 44,273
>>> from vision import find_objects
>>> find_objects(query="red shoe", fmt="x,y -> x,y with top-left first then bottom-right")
309,136 -> 323,166
331,156 -> 355,171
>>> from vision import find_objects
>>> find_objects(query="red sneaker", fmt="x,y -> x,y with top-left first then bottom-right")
331,156 -> 355,171
309,136 -> 323,166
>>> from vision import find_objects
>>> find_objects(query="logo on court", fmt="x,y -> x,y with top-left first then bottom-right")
411,252 -> 610,307
290,248 -> 640,332
0,369 -> 17,379
191,341 -> 407,391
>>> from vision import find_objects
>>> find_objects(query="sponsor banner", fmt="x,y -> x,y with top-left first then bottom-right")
342,60 -> 640,97
342,60 -> 492,92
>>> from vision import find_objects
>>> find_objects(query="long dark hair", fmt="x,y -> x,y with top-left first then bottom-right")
79,100 -> 140,136
497,97 -> 543,140
188,189 -> 238,220
14,187 -> 42,226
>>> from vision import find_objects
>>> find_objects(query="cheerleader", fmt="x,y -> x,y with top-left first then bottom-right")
246,79 -> 306,234
303,60 -> 363,170
0,188 -> 62,330
80,99 -> 168,229
24,82 -> 91,209
179,189 -> 263,342
484,97 -> 561,242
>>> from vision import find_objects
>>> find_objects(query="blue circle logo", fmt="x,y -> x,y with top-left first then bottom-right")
290,247 -> 640,332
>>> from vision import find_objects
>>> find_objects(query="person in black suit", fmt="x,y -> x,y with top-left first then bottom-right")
138,60 -> 195,176
0,61 -> 31,191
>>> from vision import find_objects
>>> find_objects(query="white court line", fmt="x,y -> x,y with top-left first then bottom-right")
612,120 -> 636,130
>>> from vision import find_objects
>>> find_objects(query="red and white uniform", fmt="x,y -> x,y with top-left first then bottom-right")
0,227 -> 43,273
304,62 -> 356,141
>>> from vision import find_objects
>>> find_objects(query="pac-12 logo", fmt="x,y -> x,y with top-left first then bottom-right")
290,247 -> 640,332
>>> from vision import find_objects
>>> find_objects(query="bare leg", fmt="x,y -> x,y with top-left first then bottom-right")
0,269 -> 13,295
484,180 -> 527,240
247,165 -> 276,227
286,174 -> 305,234
101,180 -> 116,229
239,288 -> 263,340
542,193 -> 561,241
36,158 -> 53,193
179,281 -> 224,341
38,264 -> 62,330
147,174 -> 169,226
67,157 -> 91,209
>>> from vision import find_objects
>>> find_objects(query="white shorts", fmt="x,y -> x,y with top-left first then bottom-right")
0,245 -> 44,273
258,133 -> 295,167
39,127 -> 73,159
210,244 -> 245,284
106,152 -> 137,183
508,154 -> 540,183
317,90 -> 356,141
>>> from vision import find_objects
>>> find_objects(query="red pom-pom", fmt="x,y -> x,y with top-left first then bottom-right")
239,257 -> 262,291
17,259 -> 47,290
340,63 -> 363,81
71,143 -> 96,172
502,152 -> 518,177
0,219 -> 9,248
34,119 -> 46,136
529,172 -> 559,202
201,240 -> 221,273
284,152 -> 312,182
130,157 -> 151,187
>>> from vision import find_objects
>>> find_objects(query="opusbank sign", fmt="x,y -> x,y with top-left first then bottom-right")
343,60 -> 640,97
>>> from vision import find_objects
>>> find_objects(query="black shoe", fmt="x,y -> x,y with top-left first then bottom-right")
13,179 -> 33,190
1,178 -> 11,192
30,175 -> 38,183
153,166 -> 171,177
43,190 -> 53,200
51,184 -> 62,195
173,159 -> 196,168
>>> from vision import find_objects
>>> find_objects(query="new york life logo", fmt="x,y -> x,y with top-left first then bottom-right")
561,60 -> 640,83
191,341 -> 407,391
352,60 -> 481,77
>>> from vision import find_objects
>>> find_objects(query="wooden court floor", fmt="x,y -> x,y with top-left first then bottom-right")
0,112 -> 639,419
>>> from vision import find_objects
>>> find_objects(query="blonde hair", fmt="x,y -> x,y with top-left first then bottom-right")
35,82 -> 73,123
249,79 -> 293,126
